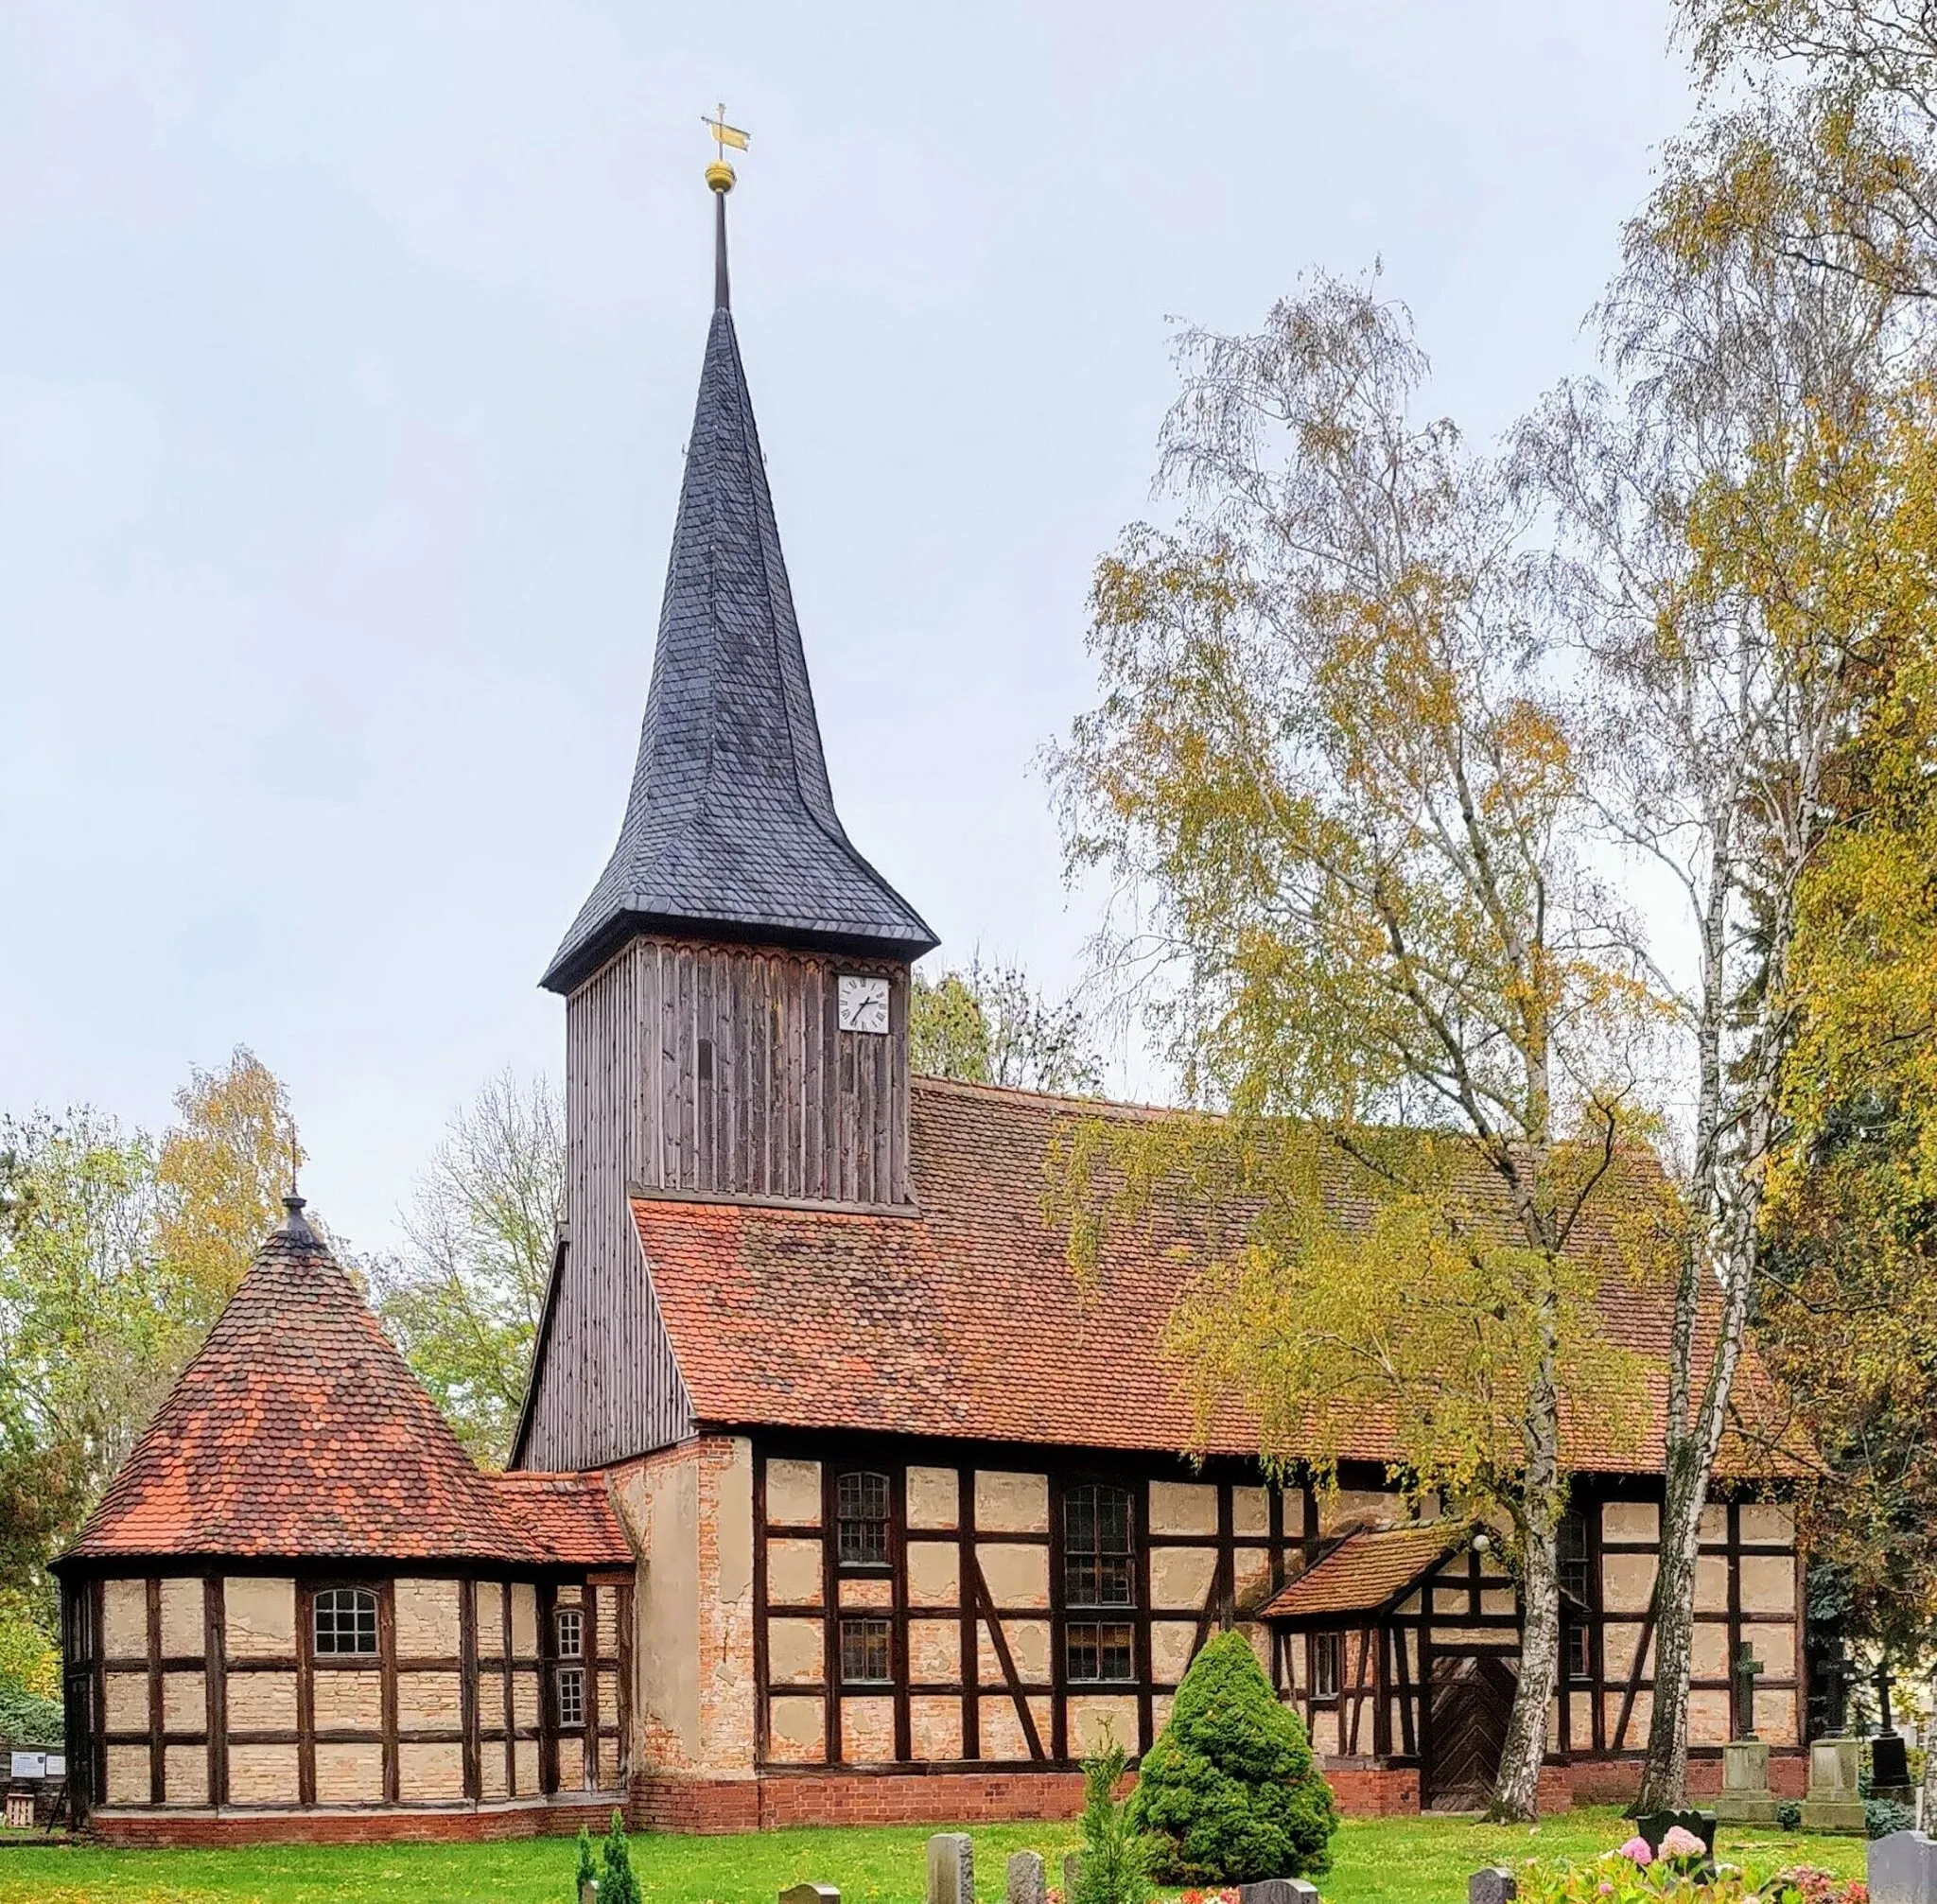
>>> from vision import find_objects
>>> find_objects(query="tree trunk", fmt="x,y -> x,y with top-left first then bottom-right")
1634,1441 -> 1704,1813
1638,1199 -> 1758,1812
1490,1345 -> 1564,1822
1491,1514 -> 1562,1820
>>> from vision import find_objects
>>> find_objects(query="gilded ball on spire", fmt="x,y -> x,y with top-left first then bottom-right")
706,159 -> 736,194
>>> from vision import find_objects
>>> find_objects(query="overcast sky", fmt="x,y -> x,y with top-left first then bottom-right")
1,2 -> 1690,1252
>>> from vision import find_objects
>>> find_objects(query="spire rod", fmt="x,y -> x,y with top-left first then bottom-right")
700,101 -> 748,313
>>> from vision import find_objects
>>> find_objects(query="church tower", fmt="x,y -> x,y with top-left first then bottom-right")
517,146 -> 935,1470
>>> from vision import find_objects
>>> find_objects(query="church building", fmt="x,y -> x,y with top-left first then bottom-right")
54,157 -> 1808,1843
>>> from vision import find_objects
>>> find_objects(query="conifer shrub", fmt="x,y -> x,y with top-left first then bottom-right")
1127,1629 -> 1338,1884
574,1824 -> 598,1898
1072,1731 -> 1152,1904
600,1808 -> 641,1904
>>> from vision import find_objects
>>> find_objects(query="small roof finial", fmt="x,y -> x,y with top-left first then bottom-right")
279,1189 -> 318,1243
701,101 -> 748,310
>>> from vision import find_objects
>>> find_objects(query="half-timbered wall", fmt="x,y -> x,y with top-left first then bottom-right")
1594,1498 -> 1801,1755
746,1440 -> 1320,1772
1273,1494 -> 1802,1799
65,1569 -> 631,1817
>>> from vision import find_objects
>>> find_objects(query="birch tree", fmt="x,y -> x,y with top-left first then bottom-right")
1051,277 -> 1655,1820
370,1071 -> 563,1465
1518,112 -> 1910,1807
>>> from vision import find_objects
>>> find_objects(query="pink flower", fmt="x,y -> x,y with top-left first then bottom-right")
1619,1837 -> 1654,1865
1660,1826 -> 1706,1860
1598,1884 -> 1614,1895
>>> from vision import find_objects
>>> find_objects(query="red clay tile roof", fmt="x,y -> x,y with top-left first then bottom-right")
61,1201 -> 624,1569
1258,1523 -> 1469,1621
632,1076 -> 1793,1475
492,1471 -> 633,1567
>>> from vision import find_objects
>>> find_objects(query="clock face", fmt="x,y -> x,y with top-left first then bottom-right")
837,973 -> 891,1035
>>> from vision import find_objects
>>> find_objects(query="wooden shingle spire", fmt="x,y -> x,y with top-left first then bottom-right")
541,162 -> 934,996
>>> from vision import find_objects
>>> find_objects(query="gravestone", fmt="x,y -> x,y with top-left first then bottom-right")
1734,1641 -> 1766,1741
1239,1881 -> 1319,1904
1636,1809 -> 1718,1878
1006,1852 -> 1045,1904
780,1888 -> 840,1904
1715,1738 -> 1780,1825
1063,1854 -> 1083,1900
1717,1640 -> 1780,1825
1469,1869 -> 1518,1904
1821,1644 -> 1860,1738
929,1834 -> 974,1904
1875,1662 -> 1914,1801
1868,1830 -> 1937,1904
1802,1735 -> 1868,1834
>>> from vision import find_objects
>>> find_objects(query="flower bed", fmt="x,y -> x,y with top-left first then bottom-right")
1517,1828 -> 1869,1904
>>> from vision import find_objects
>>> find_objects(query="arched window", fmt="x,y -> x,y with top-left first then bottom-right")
837,1471 -> 891,1566
313,1586 -> 377,1655
1064,1482 -> 1136,1684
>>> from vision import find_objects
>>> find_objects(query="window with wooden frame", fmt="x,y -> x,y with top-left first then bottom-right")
312,1586 -> 378,1655
1310,1630 -> 1344,1701
1563,1623 -> 1592,1682
1558,1508 -> 1594,1681
1064,1481 -> 1136,1683
836,1471 -> 891,1566
839,1616 -> 893,1685
1066,1621 -> 1134,1684
554,1606 -> 585,1727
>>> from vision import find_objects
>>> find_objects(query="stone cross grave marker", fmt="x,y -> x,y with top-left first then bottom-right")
1823,1644 -> 1860,1737
1734,1641 -> 1765,1740
1469,1869 -> 1518,1904
1006,1852 -> 1045,1904
929,1834 -> 974,1904
1875,1660 -> 1913,1795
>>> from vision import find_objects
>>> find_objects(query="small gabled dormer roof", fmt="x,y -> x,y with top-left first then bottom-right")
542,180 -> 934,996
58,1197 -> 630,1570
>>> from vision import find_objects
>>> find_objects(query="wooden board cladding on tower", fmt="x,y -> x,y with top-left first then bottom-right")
567,935 -> 913,1212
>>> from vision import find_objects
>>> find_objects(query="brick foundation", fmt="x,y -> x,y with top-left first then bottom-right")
1324,1767 -> 1421,1816
87,1749 -> 1817,1843
1554,1751 -> 1809,1808
86,1795 -> 625,1848
631,1771 -> 1092,1833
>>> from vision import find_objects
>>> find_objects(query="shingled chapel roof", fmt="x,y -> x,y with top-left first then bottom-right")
622,1077 -> 1801,1476
541,209 -> 934,995
59,1198 -> 631,1570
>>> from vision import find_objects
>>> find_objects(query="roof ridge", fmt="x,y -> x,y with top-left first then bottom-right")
910,1072 -> 1188,1120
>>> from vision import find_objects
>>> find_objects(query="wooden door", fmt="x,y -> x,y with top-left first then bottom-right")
1424,1654 -> 1515,1810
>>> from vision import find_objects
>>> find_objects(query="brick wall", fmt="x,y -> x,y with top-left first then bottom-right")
630,1770 -> 1091,1833
1564,1751 -> 1808,1808
88,1795 -> 622,1848
1323,1767 -> 1422,1816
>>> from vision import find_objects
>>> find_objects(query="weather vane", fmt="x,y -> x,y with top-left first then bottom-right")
702,101 -> 749,193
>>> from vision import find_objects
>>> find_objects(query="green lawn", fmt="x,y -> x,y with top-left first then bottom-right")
0,1808 -> 1870,1904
